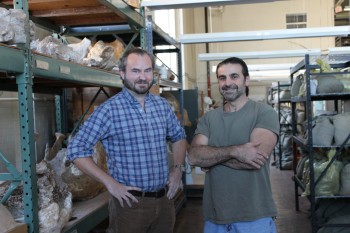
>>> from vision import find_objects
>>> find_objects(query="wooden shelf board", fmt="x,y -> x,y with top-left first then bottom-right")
62,191 -> 109,233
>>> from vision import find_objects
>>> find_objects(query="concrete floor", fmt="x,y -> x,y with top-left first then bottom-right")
174,165 -> 312,233
270,166 -> 311,233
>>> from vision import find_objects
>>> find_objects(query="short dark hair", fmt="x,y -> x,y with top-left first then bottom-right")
118,47 -> 155,72
215,57 -> 249,78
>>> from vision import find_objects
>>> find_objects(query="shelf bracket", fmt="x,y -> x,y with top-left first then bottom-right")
70,87 -> 109,137
0,151 -> 22,204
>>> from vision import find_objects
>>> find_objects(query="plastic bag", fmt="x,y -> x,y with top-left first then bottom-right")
303,149 -> 343,196
312,116 -> 334,146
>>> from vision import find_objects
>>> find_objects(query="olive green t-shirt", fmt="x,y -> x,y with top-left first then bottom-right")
195,99 -> 279,224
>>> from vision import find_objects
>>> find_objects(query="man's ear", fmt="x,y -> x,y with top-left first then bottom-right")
120,71 -> 125,80
245,75 -> 250,86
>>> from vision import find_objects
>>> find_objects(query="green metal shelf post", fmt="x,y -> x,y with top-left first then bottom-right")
15,0 -> 39,232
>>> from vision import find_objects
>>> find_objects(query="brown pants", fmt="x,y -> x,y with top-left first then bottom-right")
106,194 -> 175,233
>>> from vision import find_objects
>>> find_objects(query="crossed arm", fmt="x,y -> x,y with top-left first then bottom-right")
188,128 -> 277,170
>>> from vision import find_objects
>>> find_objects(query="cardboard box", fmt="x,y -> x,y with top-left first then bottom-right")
4,223 -> 27,233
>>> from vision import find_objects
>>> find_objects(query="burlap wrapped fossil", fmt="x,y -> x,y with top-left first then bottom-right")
332,112 -> 350,146
314,58 -> 344,94
0,7 -> 35,44
302,149 -> 343,197
339,163 -> 350,195
315,75 -> 344,94
0,160 -> 72,233
160,92 -> 191,127
32,36 -> 91,64
279,89 -> 291,100
47,133 -> 108,201
36,160 -> 72,233
291,74 -> 303,97
82,40 -> 117,70
0,132 -> 72,233
61,142 -> 108,201
311,116 -> 334,147
105,38 -> 125,61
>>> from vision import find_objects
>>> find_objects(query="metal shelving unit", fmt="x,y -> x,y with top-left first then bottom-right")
268,86 -> 278,162
269,82 -> 293,169
0,1 -> 183,232
276,82 -> 292,170
291,54 -> 350,233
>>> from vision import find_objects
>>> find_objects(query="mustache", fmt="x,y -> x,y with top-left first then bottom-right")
222,84 -> 238,90
136,80 -> 149,84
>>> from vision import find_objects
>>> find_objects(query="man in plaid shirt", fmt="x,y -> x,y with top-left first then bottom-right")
67,47 -> 187,233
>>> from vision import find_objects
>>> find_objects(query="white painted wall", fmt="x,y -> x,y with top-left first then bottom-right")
0,92 -> 56,172
0,92 -> 21,172
180,0 -> 335,109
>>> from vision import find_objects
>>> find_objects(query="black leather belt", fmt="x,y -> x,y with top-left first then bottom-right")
129,188 -> 166,198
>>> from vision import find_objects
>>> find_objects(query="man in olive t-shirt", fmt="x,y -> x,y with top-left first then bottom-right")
189,57 -> 279,233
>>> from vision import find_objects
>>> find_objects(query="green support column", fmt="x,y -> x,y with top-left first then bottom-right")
140,6 -> 146,50
16,75 -> 39,233
55,95 -> 62,133
140,7 -> 153,53
144,15 -> 153,53
14,0 -> 39,232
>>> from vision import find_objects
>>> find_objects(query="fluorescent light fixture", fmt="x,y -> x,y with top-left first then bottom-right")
180,26 -> 350,44
249,69 -> 291,82
141,0 -> 288,10
211,64 -> 293,81
248,63 -> 296,71
199,49 -> 321,61
250,75 -> 290,82
211,63 -> 296,72
344,6 -> 350,11
328,46 -> 350,54
141,0 -> 286,10
142,0 -> 238,9
249,70 -> 291,77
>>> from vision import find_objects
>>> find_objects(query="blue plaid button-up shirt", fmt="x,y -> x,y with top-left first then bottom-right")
67,88 -> 186,191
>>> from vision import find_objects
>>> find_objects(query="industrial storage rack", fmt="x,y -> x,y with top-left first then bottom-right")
291,54 -> 350,233
0,0 -> 184,232
270,82 -> 292,170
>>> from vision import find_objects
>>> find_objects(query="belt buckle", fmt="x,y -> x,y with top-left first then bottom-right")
159,187 -> 166,198
156,188 -> 164,198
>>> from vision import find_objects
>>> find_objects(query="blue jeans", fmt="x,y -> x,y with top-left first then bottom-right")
204,217 -> 277,233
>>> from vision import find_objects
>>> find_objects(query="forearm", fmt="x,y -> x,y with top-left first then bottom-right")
172,139 -> 187,167
190,133 -> 275,170
167,139 -> 187,198
188,144 -> 236,167
224,128 -> 277,170
222,158 -> 257,170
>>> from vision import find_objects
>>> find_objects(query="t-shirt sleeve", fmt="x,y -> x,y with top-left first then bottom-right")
256,104 -> 280,136
194,114 -> 210,138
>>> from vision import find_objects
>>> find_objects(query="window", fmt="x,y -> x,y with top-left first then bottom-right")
286,13 -> 307,29
154,9 -> 179,81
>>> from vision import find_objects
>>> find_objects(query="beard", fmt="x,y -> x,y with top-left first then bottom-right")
123,76 -> 153,94
220,83 -> 245,102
